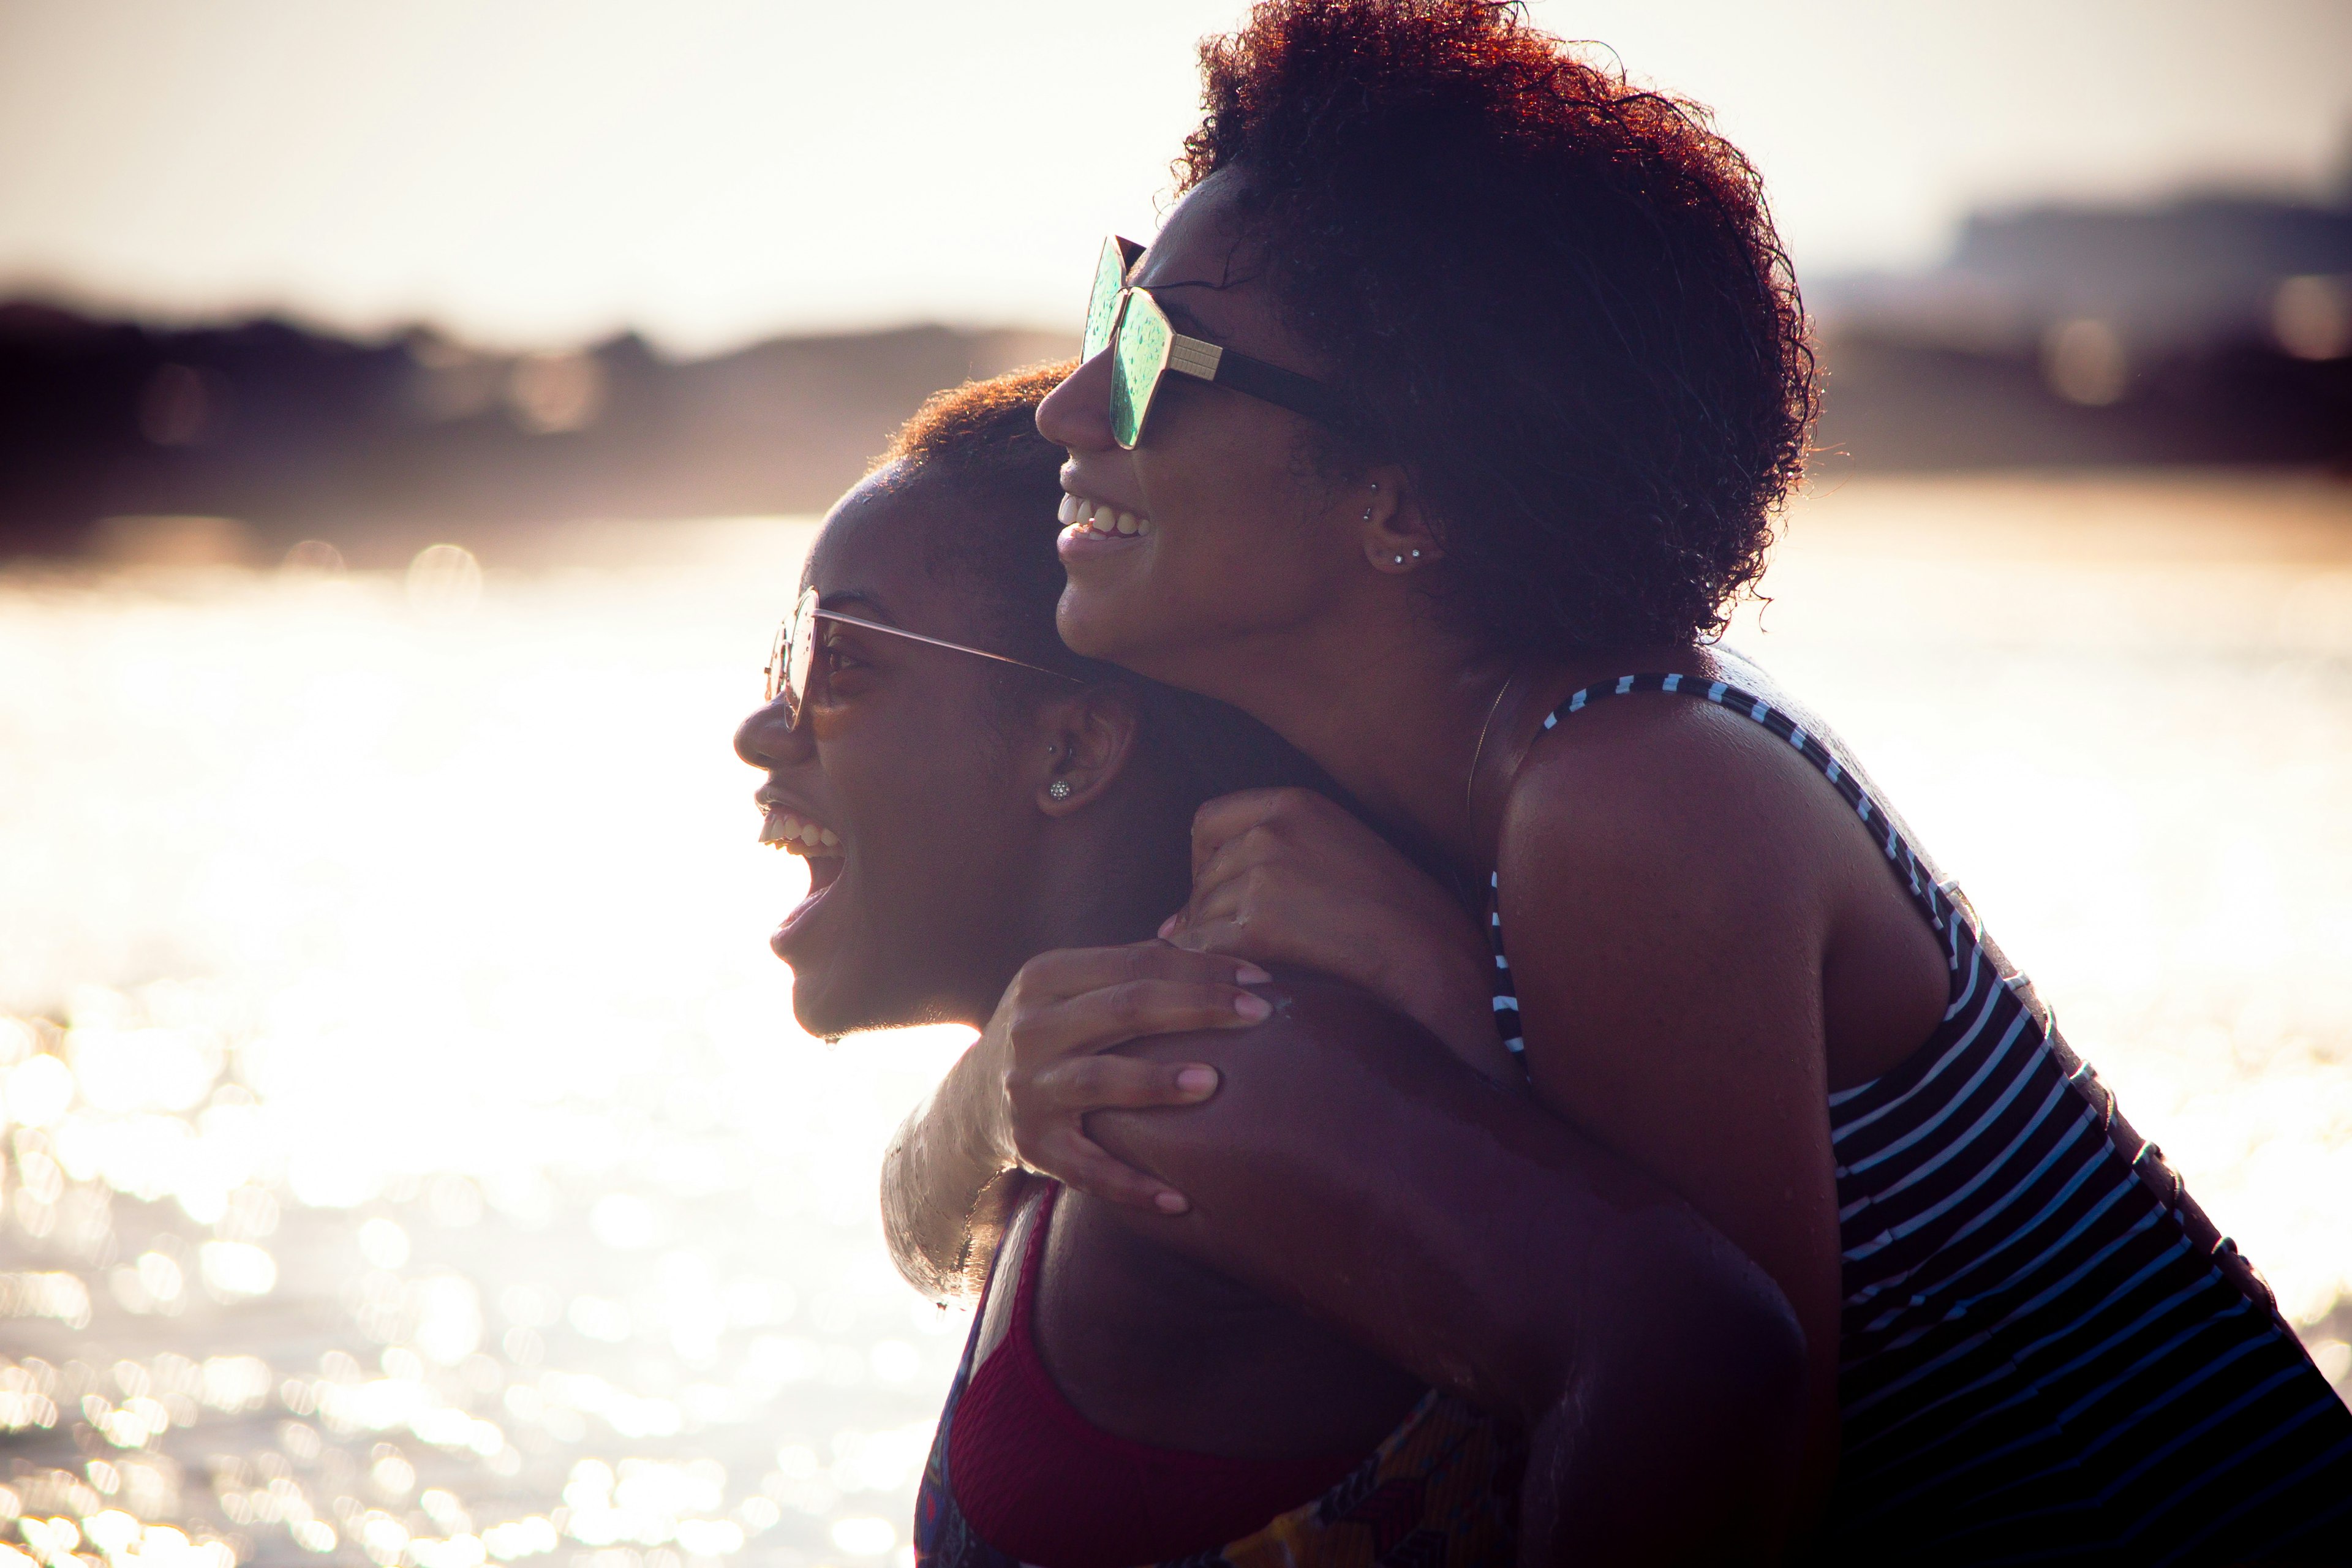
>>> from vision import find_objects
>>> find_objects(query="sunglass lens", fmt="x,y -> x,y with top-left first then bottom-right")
777,586 -> 820,725
1110,290 -> 1171,449
1084,238 -> 1126,361
765,619 -> 790,703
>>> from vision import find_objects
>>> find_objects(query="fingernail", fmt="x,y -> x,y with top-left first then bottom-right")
1154,1191 -> 1190,1215
1233,993 -> 1272,1020
1176,1065 -> 1218,1096
1234,962 -> 1271,984
1158,914 -> 1180,939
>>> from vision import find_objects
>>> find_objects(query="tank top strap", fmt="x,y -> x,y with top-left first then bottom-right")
1483,869 -> 1526,1064
1485,669 -> 1966,1068
1548,673 -> 1956,929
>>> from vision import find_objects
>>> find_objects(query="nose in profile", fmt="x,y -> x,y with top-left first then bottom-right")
1036,352 -> 1117,452
734,698 -> 805,771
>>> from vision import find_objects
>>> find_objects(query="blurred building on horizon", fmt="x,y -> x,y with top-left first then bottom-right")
1812,183 -> 2352,472
2,185 -> 2347,568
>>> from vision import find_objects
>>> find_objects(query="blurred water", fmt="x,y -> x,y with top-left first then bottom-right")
0,475 -> 2348,1568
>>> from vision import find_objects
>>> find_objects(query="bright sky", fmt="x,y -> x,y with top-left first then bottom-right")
1,0 -> 2346,354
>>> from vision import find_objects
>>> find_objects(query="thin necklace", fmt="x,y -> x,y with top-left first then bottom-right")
1466,669 -> 1515,835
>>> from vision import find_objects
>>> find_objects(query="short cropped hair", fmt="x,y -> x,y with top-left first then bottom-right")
876,368 -> 1336,807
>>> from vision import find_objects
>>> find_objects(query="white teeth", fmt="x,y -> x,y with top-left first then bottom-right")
760,808 -> 842,853
1062,497 -> 1151,537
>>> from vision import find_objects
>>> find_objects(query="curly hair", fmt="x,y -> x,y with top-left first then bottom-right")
1182,0 -> 1814,649
876,366 -> 1338,806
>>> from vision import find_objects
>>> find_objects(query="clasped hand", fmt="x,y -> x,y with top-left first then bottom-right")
972,788 -> 1500,1213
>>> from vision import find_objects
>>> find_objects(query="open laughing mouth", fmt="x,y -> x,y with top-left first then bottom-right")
760,804 -> 845,943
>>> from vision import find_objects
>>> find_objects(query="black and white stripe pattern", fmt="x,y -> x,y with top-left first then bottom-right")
1487,870 -> 1524,1060
1486,672 -> 2352,1562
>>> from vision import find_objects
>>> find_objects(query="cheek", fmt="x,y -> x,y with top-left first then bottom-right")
832,723 -> 1017,914
1063,417 -> 1346,663
1145,402 -> 1305,545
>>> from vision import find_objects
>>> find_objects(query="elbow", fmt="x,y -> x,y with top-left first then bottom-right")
1634,1219 -> 1809,1459
1520,1225 -> 1808,1562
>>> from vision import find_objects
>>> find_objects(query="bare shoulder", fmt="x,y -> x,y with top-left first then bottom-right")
1499,678 -> 1844,914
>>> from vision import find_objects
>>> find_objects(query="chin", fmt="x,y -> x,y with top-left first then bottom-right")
787,960 -> 954,1043
787,966 -> 880,1041
1057,578 -> 1158,664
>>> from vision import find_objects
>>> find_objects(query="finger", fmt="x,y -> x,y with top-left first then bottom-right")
1017,943 -> 1267,1004
1164,917 -> 1290,965
1173,830 -> 1289,939
1031,1129 -> 1192,1214
1158,874 -> 1231,941
1025,1053 -> 1222,1112
1190,788 -> 1292,877
1021,979 -> 1271,1063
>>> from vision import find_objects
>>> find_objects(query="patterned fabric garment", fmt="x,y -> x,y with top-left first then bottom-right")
911,1229 -> 1521,1568
1486,671 -> 2352,1566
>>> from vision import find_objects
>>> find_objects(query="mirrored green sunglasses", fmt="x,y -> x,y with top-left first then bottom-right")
1083,236 -> 1345,449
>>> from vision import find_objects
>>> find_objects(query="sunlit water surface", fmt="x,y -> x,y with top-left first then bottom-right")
1,473 -> 2348,1568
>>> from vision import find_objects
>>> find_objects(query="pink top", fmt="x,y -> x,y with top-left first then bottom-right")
945,1184 -> 1364,1567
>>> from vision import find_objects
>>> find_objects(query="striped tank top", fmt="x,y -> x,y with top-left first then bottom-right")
1485,671 -> 2352,1564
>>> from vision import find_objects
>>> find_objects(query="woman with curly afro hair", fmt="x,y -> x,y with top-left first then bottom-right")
888,1 -> 2352,1561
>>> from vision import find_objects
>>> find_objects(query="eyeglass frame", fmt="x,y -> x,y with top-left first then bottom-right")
1085,236 -> 1348,449
763,585 -> 1083,728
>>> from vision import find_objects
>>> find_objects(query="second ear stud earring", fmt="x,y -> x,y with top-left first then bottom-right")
1048,779 -> 1072,800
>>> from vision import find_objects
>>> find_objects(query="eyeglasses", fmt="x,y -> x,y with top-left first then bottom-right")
763,585 -> 1082,728
1084,236 -> 1345,448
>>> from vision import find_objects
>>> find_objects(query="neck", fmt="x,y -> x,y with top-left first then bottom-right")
946,788 -> 1195,1027
1165,590 -> 1516,865
1145,587 -> 1700,870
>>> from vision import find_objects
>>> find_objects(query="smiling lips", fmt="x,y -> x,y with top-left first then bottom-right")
1059,492 -> 1153,537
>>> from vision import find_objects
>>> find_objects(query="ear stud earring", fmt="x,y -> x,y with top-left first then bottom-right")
1048,779 -> 1072,801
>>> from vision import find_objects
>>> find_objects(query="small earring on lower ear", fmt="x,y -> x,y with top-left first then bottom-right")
1392,554 -> 1406,565
1048,779 -> 1072,801
1410,549 -> 1422,559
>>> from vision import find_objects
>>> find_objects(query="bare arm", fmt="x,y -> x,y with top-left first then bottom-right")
878,944 -> 1275,1300
1088,970 -> 1809,1566
880,1039 -> 1035,1302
